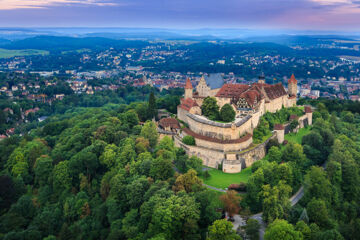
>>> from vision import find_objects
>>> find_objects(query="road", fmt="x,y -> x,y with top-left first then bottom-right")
232,186 -> 305,240
201,171 -> 307,239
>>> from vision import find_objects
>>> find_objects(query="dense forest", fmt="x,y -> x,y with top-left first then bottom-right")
0,102 -> 229,240
244,100 -> 360,240
0,94 -> 360,239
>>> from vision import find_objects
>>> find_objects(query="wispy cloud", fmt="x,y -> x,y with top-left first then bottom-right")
308,0 -> 360,14
309,0 -> 352,5
0,0 -> 118,10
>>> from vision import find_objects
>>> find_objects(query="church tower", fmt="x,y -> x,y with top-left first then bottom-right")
288,74 -> 297,97
184,78 -> 193,99
258,73 -> 265,84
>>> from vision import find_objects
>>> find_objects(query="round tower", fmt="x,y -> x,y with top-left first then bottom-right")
288,74 -> 297,97
184,78 -> 193,99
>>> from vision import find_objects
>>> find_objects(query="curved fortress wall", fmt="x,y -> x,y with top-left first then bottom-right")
182,128 -> 253,152
186,114 -> 253,140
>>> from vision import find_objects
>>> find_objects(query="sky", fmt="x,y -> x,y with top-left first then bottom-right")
0,0 -> 360,30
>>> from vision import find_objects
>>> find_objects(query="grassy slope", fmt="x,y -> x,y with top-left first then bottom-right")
201,127 -> 311,190
201,167 -> 253,190
284,126 -> 311,144
0,49 -> 49,58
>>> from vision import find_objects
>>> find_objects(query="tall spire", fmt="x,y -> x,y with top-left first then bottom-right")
288,74 -> 297,84
185,78 -> 193,89
288,74 -> 297,97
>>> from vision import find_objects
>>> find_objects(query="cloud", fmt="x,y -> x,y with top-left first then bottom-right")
0,0 -> 118,10
309,0 -> 352,5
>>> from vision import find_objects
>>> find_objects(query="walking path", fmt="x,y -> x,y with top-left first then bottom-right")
202,162 -> 326,239
232,186 -> 305,240
202,184 -> 226,192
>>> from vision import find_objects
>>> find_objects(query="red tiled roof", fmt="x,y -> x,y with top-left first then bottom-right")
239,90 -> 262,107
304,106 -> 312,113
159,118 -> 180,129
274,124 -> 284,130
215,84 -> 250,98
289,115 -> 299,120
185,78 -> 193,89
288,74 -> 297,84
264,83 -> 287,100
183,127 -> 252,144
179,98 -> 198,111
252,82 -> 270,88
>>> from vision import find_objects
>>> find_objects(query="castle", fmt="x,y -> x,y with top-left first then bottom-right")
169,74 -> 311,173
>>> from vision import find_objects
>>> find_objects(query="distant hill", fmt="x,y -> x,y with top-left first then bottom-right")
0,38 -> 11,46
1,36 -> 149,51
246,35 -> 358,47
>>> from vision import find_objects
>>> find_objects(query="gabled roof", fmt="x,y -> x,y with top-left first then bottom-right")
288,74 -> 297,84
179,98 -> 199,111
263,83 -> 287,100
289,115 -> 299,121
304,106 -> 312,113
215,84 -> 250,98
274,124 -> 285,130
185,78 -> 193,89
159,118 -> 180,129
204,73 -> 224,90
239,90 -> 262,107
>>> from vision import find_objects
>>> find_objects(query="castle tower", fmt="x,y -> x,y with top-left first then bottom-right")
184,78 -> 193,99
305,106 -> 313,125
258,74 -> 265,84
288,74 -> 297,97
274,124 -> 285,144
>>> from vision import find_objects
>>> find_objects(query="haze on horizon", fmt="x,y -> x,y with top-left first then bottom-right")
0,0 -> 360,32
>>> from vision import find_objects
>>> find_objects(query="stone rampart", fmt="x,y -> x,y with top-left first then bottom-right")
182,128 -> 253,152
223,160 -> 242,173
174,136 -> 224,168
235,134 -> 277,169
186,113 -> 252,140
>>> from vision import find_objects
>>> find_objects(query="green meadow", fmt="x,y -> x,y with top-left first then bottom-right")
0,49 -> 49,58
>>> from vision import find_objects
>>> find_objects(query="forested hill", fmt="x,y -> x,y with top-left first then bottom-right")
0,96 -> 360,240
1,36 -> 150,52
0,103 -> 231,240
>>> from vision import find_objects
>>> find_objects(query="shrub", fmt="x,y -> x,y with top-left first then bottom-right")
203,170 -> 211,180
220,104 -> 236,122
182,135 -> 195,145
289,120 -> 299,132
201,97 -> 219,120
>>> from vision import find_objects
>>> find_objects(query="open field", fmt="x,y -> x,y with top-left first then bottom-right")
0,49 -> 49,58
201,167 -> 252,190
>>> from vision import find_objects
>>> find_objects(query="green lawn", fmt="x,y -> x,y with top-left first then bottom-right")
201,167 -> 253,190
201,126 -> 311,190
285,127 -> 311,144
0,49 -> 49,58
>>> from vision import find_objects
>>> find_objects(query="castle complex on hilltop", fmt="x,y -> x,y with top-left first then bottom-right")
165,73 -> 312,173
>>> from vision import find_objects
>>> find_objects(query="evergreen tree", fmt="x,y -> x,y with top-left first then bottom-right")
148,92 -> 157,120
